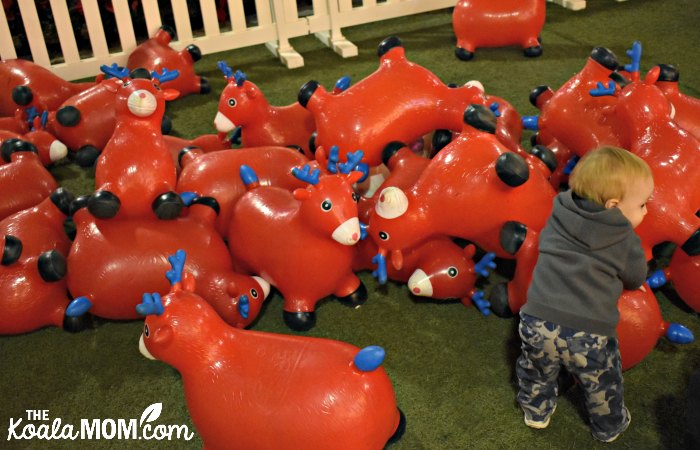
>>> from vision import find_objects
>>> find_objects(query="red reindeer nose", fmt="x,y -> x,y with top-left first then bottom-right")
352,233 -> 358,240
412,287 -> 421,294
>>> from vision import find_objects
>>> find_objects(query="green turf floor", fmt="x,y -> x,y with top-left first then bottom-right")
2,0 -> 700,448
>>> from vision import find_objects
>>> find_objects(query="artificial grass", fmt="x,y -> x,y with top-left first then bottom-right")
2,0 -> 700,448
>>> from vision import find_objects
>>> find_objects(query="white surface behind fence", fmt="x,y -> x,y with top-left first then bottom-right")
1,0 -> 461,80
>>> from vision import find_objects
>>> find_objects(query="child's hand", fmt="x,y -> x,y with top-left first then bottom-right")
638,285 -> 647,293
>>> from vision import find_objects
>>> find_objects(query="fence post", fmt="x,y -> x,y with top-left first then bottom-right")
265,0 -> 306,68
313,0 -> 358,58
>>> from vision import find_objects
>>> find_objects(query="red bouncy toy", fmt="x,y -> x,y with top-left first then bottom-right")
0,188 -> 86,334
299,36 -> 486,167
177,146 -> 310,236
137,250 -> 405,450
127,26 -> 210,97
0,59 -> 94,117
648,249 -> 700,313
65,201 -> 269,327
163,133 -> 230,170
368,105 -> 556,317
616,284 -> 693,370
452,0 -> 546,61
228,161 -> 365,331
0,113 -> 67,166
0,142 -> 58,221
214,61 -> 316,156
87,69 -> 183,221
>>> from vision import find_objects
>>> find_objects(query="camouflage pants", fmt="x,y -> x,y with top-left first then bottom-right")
515,313 -> 630,441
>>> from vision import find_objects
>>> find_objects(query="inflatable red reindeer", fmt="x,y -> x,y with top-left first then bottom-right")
299,36 -> 486,167
228,162 -> 365,331
0,113 -> 67,166
213,62 -> 316,156
0,108 -> 30,134
0,188 -> 88,334
0,141 -> 58,221
163,133 -> 230,170
137,250 -> 405,450
127,26 -> 209,97
86,69 -> 183,221
65,199 -> 268,327
452,0 -> 546,61
617,284 -> 693,370
654,64 -> 700,140
0,59 -> 94,117
46,65 -> 173,167
368,105 -> 556,317
177,146 -> 310,236
523,46 -> 622,157
595,67 -> 700,261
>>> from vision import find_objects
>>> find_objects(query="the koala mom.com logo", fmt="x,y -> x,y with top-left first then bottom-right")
6,403 -> 195,442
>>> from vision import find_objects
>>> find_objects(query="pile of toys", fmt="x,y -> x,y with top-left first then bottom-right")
1,22 -> 698,446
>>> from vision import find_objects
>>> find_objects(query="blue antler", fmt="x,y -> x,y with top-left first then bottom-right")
337,150 -> 365,175
589,81 -> 617,97
136,292 -> 165,316
333,75 -> 351,93
471,290 -> 491,316
152,68 -> 180,84
40,110 -> 48,129
217,60 -> 234,80
292,165 -> 320,185
233,70 -> 247,87
474,252 -> 496,278
489,102 -> 502,118
326,145 -> 340,174
100,63 -> 130,79
646,269 -> 667,289
25,106 -> 39,127
238,295 -> 249,319
165,249 -> 186,285
563,155 -> 580,175
624,41 -> 642,75
371,253 -> 388,285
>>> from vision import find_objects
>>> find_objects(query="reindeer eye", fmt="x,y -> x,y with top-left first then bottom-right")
352,192 -> 359,202
321,200 -> 332,211
378,231 -> 389,241
123,81 -> 131,87
250,288 -> 258,298
144,324 -> 150,337
228,98 -> 236,107
447,267 -> 458,278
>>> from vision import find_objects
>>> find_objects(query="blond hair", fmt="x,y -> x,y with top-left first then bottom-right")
569,146 -> 652,205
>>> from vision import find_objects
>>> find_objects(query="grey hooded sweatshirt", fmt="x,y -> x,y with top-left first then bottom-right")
520,190 -> 648,337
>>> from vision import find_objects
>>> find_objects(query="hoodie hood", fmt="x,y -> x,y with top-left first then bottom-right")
549,190 -> 633,250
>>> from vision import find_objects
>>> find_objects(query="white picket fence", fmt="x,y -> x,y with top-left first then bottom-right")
0,0 -> 459,80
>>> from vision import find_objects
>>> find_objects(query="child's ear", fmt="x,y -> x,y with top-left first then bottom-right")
605,198 -> 620,209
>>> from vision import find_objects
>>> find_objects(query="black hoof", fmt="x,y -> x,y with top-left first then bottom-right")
161,115 -> 172,135
130,68 -> 151,79
529,85 -> 551,108
50,188 -> 76,216
286,144 -> 305,155
385,408 -> 407,446
382,141 -> 406,166
63,217 -> 77,241
69,195 -> 90,216
283,310 -> 316,332
657,64 -> 679,82
63,312 -> 92,333
187,44 -> 202,62
455,47 -> 474,61
431,130 -> 453,153
191,196 -> 220,215
12,85 -> 33,106
75,145 -> 100,167
590,47 -> 619,71
56,105 -> 81,127
681,229 -> 700,256
37,250 -> 67,282
160,24 -> 176,39
2,138 -> 37,161
530,145 -> 557,173
298,80 -> 319,108
489,283 -> 514,318
152,191 -> 184,220
308,132 -> 317,155
463,104 -> 496,134
500,221 -> 527,255
2,235 -> 22,265
378,36 -> 402,58
87,191 -> 121,219
199,76 -> 211,94
524,45 -> 543,58
337,281 -> 368,307
495,153 -> 529,187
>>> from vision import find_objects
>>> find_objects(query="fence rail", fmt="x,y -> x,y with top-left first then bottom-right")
1,0 -> 460,80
